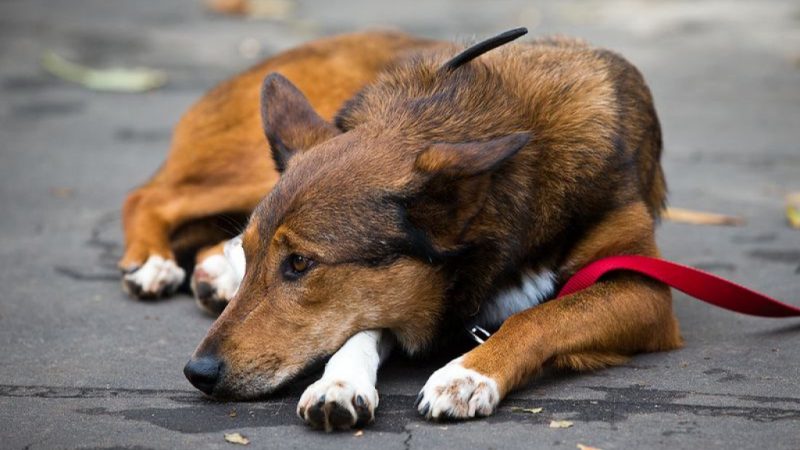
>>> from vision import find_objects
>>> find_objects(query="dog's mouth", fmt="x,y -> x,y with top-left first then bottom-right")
200,352 -> 332,400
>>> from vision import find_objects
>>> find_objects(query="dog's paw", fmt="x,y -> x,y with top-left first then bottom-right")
416,357 -> 500,421
297,377 -> 378,432
122,255 -> 185,299
191,249 -> 242,315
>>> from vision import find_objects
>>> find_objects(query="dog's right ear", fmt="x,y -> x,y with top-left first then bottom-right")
260,73 -> 340,172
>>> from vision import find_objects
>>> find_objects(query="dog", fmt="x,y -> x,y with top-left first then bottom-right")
118,30 -> 436,313
180,28 -> 683,431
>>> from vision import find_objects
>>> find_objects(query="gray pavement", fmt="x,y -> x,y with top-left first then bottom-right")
1,0 -> 799,448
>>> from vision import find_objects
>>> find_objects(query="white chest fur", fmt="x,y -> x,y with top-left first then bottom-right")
473,269 -> 556,329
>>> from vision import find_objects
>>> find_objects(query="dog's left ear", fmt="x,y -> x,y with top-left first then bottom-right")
408,132 -> 532,250
260,73 -> 340,172
415,132 -> 531,178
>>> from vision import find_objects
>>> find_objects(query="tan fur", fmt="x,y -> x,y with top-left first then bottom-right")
461,202 -> 681,396
119,31 -> 436,274
186,32 -> 681,422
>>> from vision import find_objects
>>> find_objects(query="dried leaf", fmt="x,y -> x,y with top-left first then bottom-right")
549,420 -> 574,429
207,0 -> 294,19
41,51 -> 166,93
663,207 -> 745,226
247,0 -> 294,19
224,432 -> 250,445
786,193 -> 800,229
354,430 -> 364,437
49,187 -> 74,198
229,408 -> 238,417
577,444 -> 602,450
207,0 -> 249,15
511,406 -> 543,414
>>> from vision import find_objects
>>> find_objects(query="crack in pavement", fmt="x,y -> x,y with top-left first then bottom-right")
53,210 -> 123,283
3,383 -> 799,434
402,424 -> 413,450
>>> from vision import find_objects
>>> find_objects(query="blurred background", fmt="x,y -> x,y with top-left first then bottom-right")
1,1 -> 798,449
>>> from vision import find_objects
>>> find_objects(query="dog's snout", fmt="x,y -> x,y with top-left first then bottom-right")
183,356 -> 222,395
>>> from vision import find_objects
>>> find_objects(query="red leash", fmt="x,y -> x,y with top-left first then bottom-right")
556,255 -> 800,318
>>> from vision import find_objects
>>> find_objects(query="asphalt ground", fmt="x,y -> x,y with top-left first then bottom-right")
1,0 -> 799,448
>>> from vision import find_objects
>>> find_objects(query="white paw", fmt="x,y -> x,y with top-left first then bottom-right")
297,377 -> 378,431
122,255 -> 185,299
191,248 -> 243,315
223,235 -> 245,279
416,357 -> 500,420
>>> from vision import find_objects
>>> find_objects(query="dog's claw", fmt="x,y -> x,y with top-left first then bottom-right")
298,379 -> 378,432
122,255 -> 185,300
419,401 -> 430,417
414,391 -> 423,408
416,357 -> 500,421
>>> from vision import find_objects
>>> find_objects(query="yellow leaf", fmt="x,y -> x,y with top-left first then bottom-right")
786,193 -> 800,229
224,432 -> 250,445
511,406 -> 543,414
577,444 -> 602,450
549,420 -> 574,428
663,207 -> 745,226
207,0 -> 294,19
41,51 -> 166,93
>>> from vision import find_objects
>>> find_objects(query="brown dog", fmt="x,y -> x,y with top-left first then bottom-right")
118,31 -> 436,313
183,28 -> 683,431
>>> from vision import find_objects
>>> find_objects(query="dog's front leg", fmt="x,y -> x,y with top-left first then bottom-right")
416,276 -> 682,420
298,330 -> 392,431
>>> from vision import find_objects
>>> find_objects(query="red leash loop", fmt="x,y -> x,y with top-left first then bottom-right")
556,255 -> 800,318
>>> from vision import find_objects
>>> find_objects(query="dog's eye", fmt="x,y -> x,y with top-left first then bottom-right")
284,254 -> 313,280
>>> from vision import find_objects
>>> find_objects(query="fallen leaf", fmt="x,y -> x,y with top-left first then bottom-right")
786,193 -> 800,229
511,406 -> 543,414
229,408 -> 238,417
207,0 -> 294,19
354,430 -> 364,437
41,51 -> 166,92
224,433 -> 250,445
207,0 -> 249,15
49,187 -> 74,198
549,420 -> 574,429
577,444 -> 602,450
663,207 -> 745,226
247,0 -> 294,19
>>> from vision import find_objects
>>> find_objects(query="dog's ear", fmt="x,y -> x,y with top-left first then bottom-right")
260,73 -> 340,172
408,133 -> 532,251
415,132 -> 531,178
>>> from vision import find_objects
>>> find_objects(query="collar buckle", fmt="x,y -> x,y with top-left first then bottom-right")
467,325 -> 492,344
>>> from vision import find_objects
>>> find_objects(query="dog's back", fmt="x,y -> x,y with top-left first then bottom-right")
186,31 -> 682,428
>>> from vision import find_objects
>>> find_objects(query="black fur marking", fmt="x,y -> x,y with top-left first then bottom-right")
440,28 -> 528,72
267,134 -> 291,173
326,196 -> 462,269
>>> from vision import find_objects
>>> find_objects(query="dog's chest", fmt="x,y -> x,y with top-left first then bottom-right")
473,269 -> 556,330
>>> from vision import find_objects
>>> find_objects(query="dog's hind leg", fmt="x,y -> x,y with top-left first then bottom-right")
191,236 -> 245,315
297,330 -> 392,431
120,182 -> 269,299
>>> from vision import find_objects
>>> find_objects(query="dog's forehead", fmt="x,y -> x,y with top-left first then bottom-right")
252,144 -> 410,254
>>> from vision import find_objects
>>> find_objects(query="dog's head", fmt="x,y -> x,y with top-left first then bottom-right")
185,32 -> 532,399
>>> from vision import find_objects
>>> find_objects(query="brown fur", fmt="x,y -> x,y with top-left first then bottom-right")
185,32 -> 682,424
119,31 -> 437,280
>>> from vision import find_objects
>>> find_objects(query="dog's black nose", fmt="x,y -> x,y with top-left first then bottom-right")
183,356 -> 221,395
